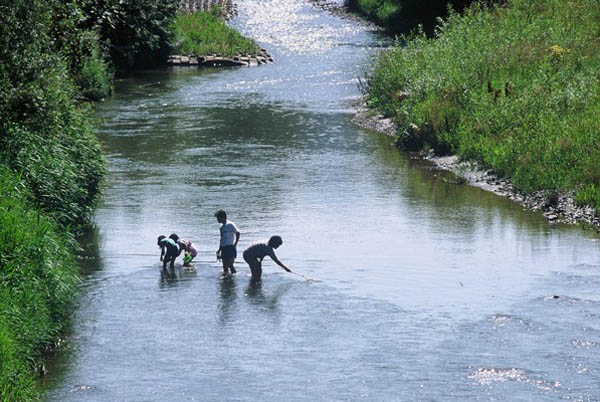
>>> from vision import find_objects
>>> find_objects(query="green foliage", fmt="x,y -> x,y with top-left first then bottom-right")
0,0 -> 106,226
0,5 -> 103,397
366,0 -> 600,210
49,1 -> 113,99
77,37 -> 114,101
0,169 -> 80,401
346,0 -> 474,33
78,0 -> 180,72
171,10 -> 260,57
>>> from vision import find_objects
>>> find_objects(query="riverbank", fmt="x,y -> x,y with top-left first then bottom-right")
356,0 -> 600,228
353,103 -> 600,230
1,1 -> 112,400
169,6 -> 272,68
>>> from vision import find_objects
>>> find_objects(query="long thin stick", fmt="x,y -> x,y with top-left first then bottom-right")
289,270 -> 318,282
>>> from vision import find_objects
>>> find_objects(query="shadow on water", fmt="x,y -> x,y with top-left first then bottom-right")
75,225 -> 104,277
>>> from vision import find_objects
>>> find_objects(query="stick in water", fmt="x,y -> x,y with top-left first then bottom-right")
288,270 -> 318,282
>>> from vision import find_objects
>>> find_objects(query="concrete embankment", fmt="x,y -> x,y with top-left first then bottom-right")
168,49 -> 273,67
181,0 -> 237,19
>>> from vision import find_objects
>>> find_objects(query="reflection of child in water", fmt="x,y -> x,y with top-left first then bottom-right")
157,235 -> 179,270
169,233 -> 197,266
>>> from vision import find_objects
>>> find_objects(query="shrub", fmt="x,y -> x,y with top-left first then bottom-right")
346,0 -> 474,33
48,1 -> 113,98
78,0 -> 180,72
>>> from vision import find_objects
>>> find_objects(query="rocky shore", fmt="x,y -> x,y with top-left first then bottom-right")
352,102 -> 600,230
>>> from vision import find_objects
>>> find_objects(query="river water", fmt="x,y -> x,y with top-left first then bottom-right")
43,0 -> 600,401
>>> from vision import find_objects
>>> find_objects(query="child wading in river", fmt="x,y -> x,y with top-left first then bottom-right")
157,235 -> 180,270
243,236 -> 291,281
215,210 -> 241,275
169,233 -> 197,266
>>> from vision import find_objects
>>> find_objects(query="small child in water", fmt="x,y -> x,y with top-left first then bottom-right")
157,235 -> 180,270
243,236 -> 291,281
169,233 -> 198,266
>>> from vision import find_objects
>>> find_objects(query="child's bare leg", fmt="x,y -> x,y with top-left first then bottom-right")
222,258 -> 235,274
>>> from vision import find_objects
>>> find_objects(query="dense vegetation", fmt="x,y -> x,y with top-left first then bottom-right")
77,0 -> 180,72
0,171 -> 80,401
0,1 -> 107,399
171,8 -> 261,57
345,0 -> 473,33
365,0 -> 600,211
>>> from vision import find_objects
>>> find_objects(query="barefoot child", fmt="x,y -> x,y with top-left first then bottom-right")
157,235 -> 180,270
243,236 -> 291,281
169,233 -> 198,266
215,210 -> 240,275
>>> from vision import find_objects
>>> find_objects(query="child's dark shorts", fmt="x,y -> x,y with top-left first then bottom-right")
243,251 -> 262,279
165,244 -> 180,260
221,245 -> 237,259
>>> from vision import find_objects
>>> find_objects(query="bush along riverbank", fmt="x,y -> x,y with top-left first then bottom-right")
169,6 -> 273,67
359,0 -> 600,227
0,1 -> 111,400
345,0 -> 473,34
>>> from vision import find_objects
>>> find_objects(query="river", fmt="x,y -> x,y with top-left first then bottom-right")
43,0 -> 600,400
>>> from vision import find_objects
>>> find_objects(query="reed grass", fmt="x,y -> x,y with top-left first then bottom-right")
0,169 -> 80,401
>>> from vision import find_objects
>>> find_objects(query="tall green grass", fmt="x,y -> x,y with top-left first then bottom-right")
1,2 -> 106,400
0,169 -> 80,401
366,0 -> 600,211
171,9 -> 260,57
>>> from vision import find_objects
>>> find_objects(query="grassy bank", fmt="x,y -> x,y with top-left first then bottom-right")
171,9 -> 260,57
365,0 -> 600,212
0,170 -> 81,401
1,1 -> 107,400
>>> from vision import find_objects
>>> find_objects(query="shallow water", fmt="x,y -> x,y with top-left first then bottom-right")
43,1 -> 600,401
